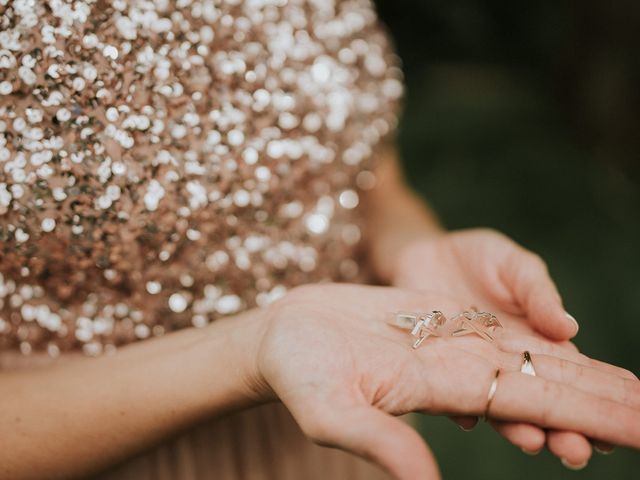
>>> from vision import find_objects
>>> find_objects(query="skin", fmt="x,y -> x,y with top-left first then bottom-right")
1,147 -> 637,479
0,310 -> 267,479
361,148 -> 626,467
258,284 -> 640,478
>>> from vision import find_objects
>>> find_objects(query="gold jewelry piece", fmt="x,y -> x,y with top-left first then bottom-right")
483,369 -> 501,420
520,351 -> 536,376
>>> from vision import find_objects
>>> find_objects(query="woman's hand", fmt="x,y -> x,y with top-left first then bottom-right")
391,228 -> 579,341
389,228 -> 612,465
252,284 -> 640,479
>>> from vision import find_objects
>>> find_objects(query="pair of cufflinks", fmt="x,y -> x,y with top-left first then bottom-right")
390,308 -> 503,349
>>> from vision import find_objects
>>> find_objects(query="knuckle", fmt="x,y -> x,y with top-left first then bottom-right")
620,368 -> 639,381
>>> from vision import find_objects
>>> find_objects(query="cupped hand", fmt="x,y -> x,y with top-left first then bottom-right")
252,284 -> 640,479
391,228 -> 579,340
389,228 -> 608,463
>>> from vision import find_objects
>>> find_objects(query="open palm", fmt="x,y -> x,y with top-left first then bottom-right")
391,228 -> 578,340
254,284 -> 639,478
390,228 -> 619,465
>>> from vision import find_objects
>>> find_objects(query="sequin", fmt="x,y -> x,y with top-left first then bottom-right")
168,293 -> 188,314
0,81 -> 12,95
339,190 -> 360,209
305,213 -> 330,235
0,0 -> 402,355
146,282 -> 162,295
40,218 -> 56,233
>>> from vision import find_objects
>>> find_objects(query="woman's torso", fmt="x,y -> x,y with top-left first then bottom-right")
0,0 -> 401,477
0,0 -> 401,355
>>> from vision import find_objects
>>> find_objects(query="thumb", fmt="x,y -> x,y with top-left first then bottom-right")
300,403 -> 440,480
501,250 -> 578,341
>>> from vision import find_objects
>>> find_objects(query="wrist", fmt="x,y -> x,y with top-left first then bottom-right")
199,307 -> 274,412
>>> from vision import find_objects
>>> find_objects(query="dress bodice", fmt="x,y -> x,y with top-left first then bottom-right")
0,0 -> 402,356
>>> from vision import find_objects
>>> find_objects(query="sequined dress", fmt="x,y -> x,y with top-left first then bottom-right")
0,0 -> 402,478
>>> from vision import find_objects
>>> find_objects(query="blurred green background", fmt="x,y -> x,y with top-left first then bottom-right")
375,0 -> 640,477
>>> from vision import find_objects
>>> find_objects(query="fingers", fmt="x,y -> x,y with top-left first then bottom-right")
458,396 -> 596,466
458,416 -> 548,456
592,440 -> 615,455
491,349 -> 640,411
417,348 -> 640,448
458,408 -> 595,468
453,398 -> 596,467
499,352 -> 636,462
448,415 -> 478,431
457,411 -> 586,465
304,403 -> 441,480
589,358 -> 639,381
488,420 -> 546,453
488,371 -> 640,448
514,353 -> 640,410
438,345 -> 636,459
451,332 -> 637,406
556,341 -> 579,353
501,249 -> 577,341
497,333 -> 637,381
546,431 -> 592,469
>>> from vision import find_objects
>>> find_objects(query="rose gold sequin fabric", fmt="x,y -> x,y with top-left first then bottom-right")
0,0 -> 402,356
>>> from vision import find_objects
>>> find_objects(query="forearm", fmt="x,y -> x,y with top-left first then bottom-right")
362,147 -> 445,283
0,308 -> 268,479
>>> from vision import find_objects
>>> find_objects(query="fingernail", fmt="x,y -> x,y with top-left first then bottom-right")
565,312 -> 579,334
594,446 -> 615,455
521,448 -> 542,456
561,458 -> 588,470
458,420 -> 478,432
